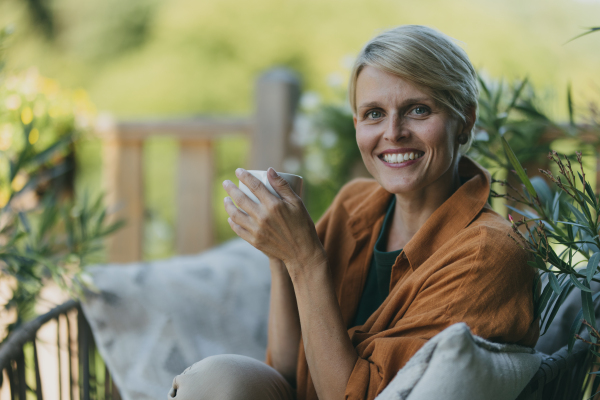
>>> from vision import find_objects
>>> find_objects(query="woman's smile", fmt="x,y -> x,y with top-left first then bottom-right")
378,148 -> 425,168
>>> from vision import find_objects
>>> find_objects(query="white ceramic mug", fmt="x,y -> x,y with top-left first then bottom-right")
238,170 -> 303,208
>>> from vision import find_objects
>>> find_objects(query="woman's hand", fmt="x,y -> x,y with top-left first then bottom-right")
223,167 -> 325,271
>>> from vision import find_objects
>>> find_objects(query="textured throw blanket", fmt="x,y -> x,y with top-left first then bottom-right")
82,238 -> 552,400
81,239 -> 271,400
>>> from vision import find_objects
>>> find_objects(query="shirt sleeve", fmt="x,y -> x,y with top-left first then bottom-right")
344,226 -> 539,399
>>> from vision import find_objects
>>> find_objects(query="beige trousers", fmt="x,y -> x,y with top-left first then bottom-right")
168,354 -> 296,400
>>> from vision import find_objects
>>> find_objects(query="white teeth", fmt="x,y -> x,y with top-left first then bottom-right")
383,152 -> 423,163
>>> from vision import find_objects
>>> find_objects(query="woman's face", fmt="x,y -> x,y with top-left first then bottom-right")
353,66 -> 463,195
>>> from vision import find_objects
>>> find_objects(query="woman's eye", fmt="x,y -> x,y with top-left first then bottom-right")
367,110 -> 383,119
411,106 -> 430,116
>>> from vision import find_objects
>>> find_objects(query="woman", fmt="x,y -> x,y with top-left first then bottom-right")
169,25 -> 539,400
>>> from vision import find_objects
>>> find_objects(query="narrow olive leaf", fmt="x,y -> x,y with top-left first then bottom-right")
582,178 -> 598,210
566,203 -> 589,226
548,272 -> 561,294
542,275 -> 568,325
535,279 -> 554,320
587,252 -> 600,283
543,281 -> 575,335
505,78 -> 528,116
505,205 -> 540,220
582,281 -> 597,338
570,274 -> 593,292
558,220 -> 596,236
568,308 -> 584,353
501,136 -> 537,198
565,27 -> 600,44
552,192 -> 561,221
567,82 -> 575,127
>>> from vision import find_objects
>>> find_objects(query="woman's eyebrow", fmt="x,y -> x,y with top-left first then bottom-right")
357,97 -> 432,110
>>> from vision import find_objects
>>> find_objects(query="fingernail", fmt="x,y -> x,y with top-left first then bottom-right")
235,168 -> 244,177
268,168 -> 278,178
222,180 -> 229,188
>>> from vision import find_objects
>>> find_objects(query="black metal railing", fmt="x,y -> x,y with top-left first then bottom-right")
0,300 -> 121,400
517,338 -> 596,400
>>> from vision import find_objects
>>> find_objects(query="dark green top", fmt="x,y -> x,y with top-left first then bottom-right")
352,196 -> 402,327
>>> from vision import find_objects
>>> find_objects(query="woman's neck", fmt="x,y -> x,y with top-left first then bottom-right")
386,162 -> 461,252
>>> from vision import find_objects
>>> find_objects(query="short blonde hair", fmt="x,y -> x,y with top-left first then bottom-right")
349,25 -> 478,153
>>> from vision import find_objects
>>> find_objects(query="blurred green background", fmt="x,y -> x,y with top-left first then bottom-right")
1,0 -> 599,260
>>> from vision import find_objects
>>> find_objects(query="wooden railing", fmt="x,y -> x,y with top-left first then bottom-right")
0,301 -> 121,400
102,68 -> 301,263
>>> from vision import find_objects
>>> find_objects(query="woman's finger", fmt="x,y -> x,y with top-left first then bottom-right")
227,217 -> 258,248
223,179 -> 260,216
266,168 -> 299,203
224,197 -> 253,229
236,168 -> 279,205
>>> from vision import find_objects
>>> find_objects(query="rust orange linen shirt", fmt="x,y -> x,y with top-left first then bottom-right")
266,156 -> 539,400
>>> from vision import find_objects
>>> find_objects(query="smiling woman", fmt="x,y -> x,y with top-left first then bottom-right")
168,25 -> 539,400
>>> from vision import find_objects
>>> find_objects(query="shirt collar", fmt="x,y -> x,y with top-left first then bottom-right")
342,156 -> 491,270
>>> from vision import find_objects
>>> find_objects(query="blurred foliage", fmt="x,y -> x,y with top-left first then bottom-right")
0,28 -> 123,335
2,0 -> 600,117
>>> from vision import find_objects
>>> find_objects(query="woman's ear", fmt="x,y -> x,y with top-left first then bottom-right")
353,114 -> 358,129
464,106 -> 477,133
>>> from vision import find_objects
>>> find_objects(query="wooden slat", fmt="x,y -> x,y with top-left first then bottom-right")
176,140 -> 214,254
66,313 -> 75,400
252,69 -> 300,172
107,117 -> 252,142
103,137 -> 144,263
77,310 -> 90,400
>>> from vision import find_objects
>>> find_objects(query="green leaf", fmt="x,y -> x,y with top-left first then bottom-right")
535,278 -> 554,320
505,205 -> 540,220
587,252 -> 600,283
582,281 -> 597,337
565,26 -> 600,44
558,220 -> 596,236
566,203 -> 589,225
548,272 -> 561,294
501,136 -> 537,199
505,78 -> 528,116
567,82 -> 575,127
542,280 -> 574,335
570,274 -> 593,292
552,192 -> 561,221
568,308 -> 584,353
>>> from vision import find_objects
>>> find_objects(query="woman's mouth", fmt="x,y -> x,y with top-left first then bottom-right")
379,151 -> 424,165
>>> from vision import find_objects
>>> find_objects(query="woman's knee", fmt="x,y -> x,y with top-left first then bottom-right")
168,354 -> 295,400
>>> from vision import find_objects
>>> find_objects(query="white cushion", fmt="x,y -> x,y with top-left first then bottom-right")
375,323 -> 545,400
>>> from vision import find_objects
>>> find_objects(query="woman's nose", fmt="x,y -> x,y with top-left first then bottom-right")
383,115 -> 409,142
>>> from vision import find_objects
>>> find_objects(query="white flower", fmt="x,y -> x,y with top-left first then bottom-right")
474,130 -> 489,142
300,92 -> 321,111
291,116 -> 317,147
320,130 -> 338,148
